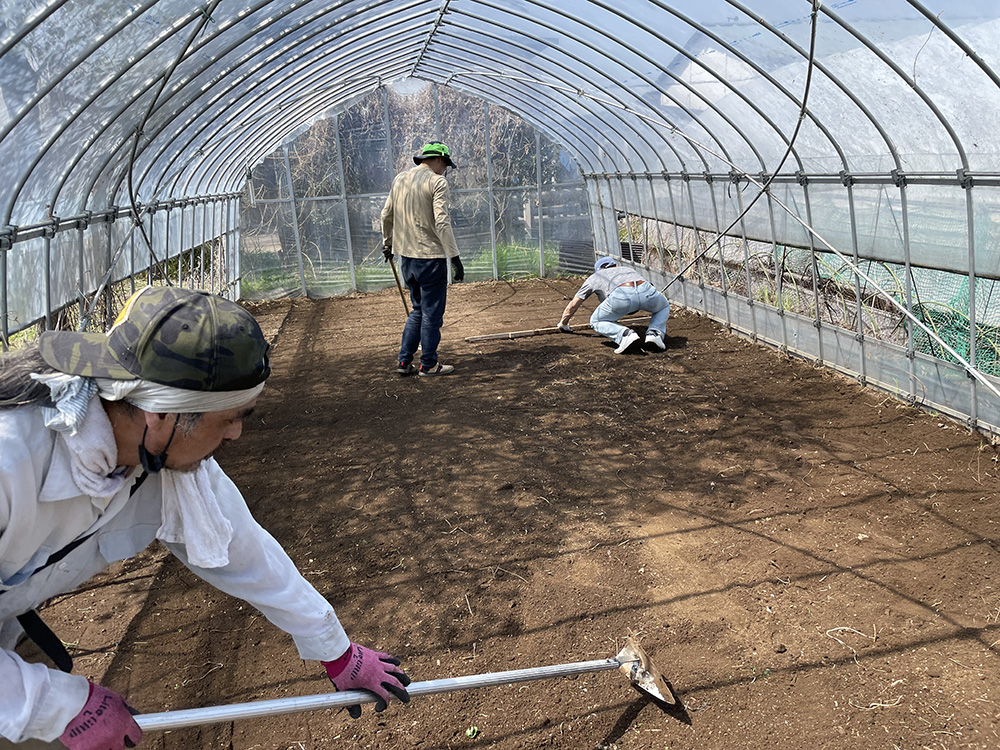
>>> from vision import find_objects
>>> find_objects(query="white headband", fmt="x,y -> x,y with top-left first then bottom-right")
95,378 -> 265,413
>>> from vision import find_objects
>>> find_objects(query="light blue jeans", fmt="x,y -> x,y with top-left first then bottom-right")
589,282 -> 670,344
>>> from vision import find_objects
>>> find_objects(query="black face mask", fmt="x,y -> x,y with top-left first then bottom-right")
138,415 -> 180,474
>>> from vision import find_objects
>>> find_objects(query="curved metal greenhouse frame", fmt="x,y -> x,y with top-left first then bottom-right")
2,0 -> 1000,435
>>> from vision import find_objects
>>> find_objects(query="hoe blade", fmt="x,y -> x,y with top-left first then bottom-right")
616,636 -> 676,706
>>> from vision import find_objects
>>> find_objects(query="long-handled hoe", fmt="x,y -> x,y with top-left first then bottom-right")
135,636 -> 674,732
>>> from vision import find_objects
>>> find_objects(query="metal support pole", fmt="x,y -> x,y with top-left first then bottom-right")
220,199 -> 227,295
282,144 -> 307,297
178,203 -> 185,287
897,173 -> 916,401
536,132 -> 545,278
646,175 -> 666,275
129,221 -> 136,296
233,196 -> 242,299
664,174 -> 689,310
629,175 -> 647,270
150,207 -> 158,287
42,230 -> 52,330
618,176 -> 634,259
0,228 -> 8,350
684,176 -> 709,315
208,200 -> 216,293
704,174 -> 734,331
104,219 -> 113,326
485,101 -> 498,280
963,172 -> 978,427
201,200 -> 208,289
333,114 -> 357,291
77,221 -> 86,324
765,174 -> 787,352
805,178 -> 824,364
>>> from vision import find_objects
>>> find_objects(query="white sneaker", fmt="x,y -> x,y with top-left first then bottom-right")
614,329 -> 641,354
644,331 -> 666,350
419,363 -> 455,377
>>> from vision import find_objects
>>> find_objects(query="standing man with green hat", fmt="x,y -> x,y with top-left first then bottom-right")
381,141 -> 464,377
0,286 -> 410,749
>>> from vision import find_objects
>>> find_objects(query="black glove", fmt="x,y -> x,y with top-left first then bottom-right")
382,245 -> 393,262
451,256 -> 464,282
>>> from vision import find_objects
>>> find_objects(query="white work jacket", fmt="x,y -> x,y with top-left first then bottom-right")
0,405 -> 349,743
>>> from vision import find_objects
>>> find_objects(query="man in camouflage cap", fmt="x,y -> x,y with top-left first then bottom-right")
0,287 -> 410,750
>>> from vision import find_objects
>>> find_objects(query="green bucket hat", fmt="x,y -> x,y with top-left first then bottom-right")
413,141 -> 455,168
38,286 -> 270,391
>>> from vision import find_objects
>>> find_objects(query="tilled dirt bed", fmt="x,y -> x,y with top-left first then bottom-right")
40,277 -> 1000,749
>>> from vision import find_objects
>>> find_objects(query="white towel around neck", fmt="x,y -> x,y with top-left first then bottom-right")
34,376 -> 234,568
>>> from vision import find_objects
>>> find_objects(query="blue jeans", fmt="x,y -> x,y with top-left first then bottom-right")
398,256 -> 448,368
590,282 -> 670,344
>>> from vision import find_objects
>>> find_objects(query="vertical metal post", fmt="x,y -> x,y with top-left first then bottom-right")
201,200 -> 208,289
618,176 -> 634,259
805,179 -> 824,365
646,175 -> 666,275
178,202 -> 185,287
601,175 -> 616,259
150,208 -> 158,287
129,220 -> 136,295
208,200 -> 215,293
0,229 -> 7,350
764,176 -> 787,352
77,222 -> 86,323
731,175 -> 757,339
963,173 -> 978,428
629,175 -> 648,270
897,173 -> 916,401
333,114 -> 357,291
104,219 -> 113,326
219,199 -> 227,295
734,180 -> 755,334
684,176 -> 709,316
704,174 -> 733,329
43,230 -> 52,330
485,101 -> 498,280
536,132 -> 545,278
381,86 -> 394,168
664,174 -> 688,310
846,181 -> 867,385
282,144 -> 308,296
233,196 -> 242,299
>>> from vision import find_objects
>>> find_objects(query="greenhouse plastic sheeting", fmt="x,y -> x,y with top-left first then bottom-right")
2,2 -> 997,226
3,2 -> 1000,422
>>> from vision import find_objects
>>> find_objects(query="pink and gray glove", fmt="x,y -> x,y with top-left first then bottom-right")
322,643 -> 411,719
59,681 -> 142,750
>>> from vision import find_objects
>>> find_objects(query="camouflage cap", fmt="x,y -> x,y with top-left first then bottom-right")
38,286 -> 270,391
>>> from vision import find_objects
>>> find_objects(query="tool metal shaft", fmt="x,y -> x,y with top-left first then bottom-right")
136,658 -> 622,731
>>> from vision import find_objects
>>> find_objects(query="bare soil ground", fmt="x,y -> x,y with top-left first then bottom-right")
41,277 -> 1000,749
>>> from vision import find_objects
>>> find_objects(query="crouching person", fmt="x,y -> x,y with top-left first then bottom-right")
558,257 -> 671,353
0,286 -> 409,749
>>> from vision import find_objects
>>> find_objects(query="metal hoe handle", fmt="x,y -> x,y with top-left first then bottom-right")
136,658 -> 624,732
